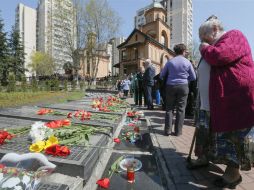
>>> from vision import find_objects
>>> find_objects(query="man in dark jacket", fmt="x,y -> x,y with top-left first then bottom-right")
135,67 -> 146,106
143,59 -> 155,110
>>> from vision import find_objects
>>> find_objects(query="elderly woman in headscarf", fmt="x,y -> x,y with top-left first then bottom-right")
188,16 -> 254,189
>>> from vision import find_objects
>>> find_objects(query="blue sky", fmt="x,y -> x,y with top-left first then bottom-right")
1,0 -> 254,55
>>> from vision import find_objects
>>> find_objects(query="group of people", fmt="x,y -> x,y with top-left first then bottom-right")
159,15 -> 254,188
117,60 -> 158,110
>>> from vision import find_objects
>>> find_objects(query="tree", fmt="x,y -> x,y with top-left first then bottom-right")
29,51 -> 56,76
82,0 -> 121,84
0,12 -> 10,86
188,40 -> 201,67
8,27 -> 25,80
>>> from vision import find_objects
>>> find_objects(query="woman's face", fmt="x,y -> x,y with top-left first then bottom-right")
199,26 -> 219,44
200,33 -> 214,44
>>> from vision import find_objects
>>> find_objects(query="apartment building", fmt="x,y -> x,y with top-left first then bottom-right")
15,3 -> 37,77
37,0 -> 77,74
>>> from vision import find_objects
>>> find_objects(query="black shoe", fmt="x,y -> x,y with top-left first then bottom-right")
186,160 -> 209,170
213,176 -> 242,189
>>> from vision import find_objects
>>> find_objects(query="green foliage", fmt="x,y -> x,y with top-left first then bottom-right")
31,76 -> 38,92
0,14 -> 10,86
7,73 -> 16,92
21,75 -> 27,92
8,27 -> 25,80
45,80 -> 51,91
0,91 -> 84,108
108,156 -> 124,178
51,77 -> 60,91
71,80 -> 77,91
79,80 -> 85,90
82,0 -> 121,81
29,51 -> 56,76
64,80 -> 68,91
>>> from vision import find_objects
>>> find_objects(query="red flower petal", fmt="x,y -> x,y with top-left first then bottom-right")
96,178 -> 110,189
45,144 -> 61,156
59,146 -> 71,156
0,164 -> 5,169
61,119 -> 71,126
113,138 -> 121,144
128,123 -> 136,127
67,113 -> 72,118
134,127 -> 140,133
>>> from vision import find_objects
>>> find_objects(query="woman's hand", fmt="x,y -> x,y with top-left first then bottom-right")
199,42 -> 209,52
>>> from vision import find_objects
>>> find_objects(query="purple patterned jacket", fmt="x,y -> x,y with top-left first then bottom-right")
201,30 -> 254,132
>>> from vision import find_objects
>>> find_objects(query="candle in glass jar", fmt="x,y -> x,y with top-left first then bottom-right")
127,166 -> 135,183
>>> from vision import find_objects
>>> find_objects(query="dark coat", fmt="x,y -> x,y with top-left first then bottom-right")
143,66 -> 155,87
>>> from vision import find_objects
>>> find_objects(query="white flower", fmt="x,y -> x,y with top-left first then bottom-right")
29,121 -> 53,143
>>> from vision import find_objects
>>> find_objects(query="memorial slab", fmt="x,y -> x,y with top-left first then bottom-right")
97,152 -> 164,190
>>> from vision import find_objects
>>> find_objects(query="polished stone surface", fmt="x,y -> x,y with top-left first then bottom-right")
97,152 -> 164,190
114,119 -> 153,152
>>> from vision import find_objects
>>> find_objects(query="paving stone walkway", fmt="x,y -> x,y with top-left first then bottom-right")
127,98 -> 254,190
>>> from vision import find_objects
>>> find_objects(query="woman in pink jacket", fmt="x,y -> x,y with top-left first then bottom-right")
189,16 -> 254,188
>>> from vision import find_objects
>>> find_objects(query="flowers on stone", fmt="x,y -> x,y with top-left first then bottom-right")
29,121 -> 53,143
127,111 -> 144,118
45,119 -> 71,129
37,108 -> 53,115
0,131 -> 14,145
29,141 -> 45,153
113,138 -> 121,144
91,99 -> 102,108
45,136 -> 59,149
72,110 -> 92,120
99,106 -> 110,112
67,112 -> 72,118
45,144 -> 70,157
96,178 -> 110,189
128,123 -> 136,127
29,135 -> 60,154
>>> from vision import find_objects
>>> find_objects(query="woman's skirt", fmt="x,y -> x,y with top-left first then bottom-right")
194,109 -> 254,171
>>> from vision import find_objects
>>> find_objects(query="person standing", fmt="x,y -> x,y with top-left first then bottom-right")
143,59 -> 155,110
160,43 -> 196,136
135,67 -> 146,106
121,77 -> 131,97
188,16 -> 254,188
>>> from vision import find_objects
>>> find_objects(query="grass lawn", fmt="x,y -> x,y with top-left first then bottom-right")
0,91 -> 85,108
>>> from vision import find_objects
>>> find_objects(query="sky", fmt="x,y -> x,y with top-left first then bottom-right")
0,0 -> 254,55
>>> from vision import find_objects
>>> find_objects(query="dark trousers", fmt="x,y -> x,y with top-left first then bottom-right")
145,85 -> 153,109
165,84 -> 189,135
135,87 -> 146,105
123,90 -> 129,97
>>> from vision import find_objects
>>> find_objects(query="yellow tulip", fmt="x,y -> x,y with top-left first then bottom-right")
45,136 -> 59,149
29,141 -> 45,152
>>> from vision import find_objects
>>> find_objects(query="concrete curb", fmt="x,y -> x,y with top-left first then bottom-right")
83,111 -> 127,190
146,117 -> 177,190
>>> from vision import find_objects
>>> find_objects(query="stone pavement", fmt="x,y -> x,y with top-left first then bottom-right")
127,98 -> 254,190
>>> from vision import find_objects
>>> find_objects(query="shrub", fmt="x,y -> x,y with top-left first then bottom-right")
31,76 -> 38,92
21,75 -> 27,92
64,80 -> 68,91
71,80 -> 76,91
7,73 -> 16,92
79,80 -> 85,90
